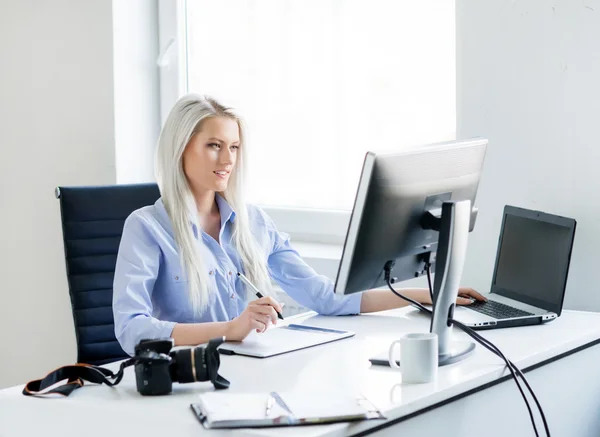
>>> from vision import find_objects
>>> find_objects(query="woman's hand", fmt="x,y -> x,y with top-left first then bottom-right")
456,287 -> 488,305
225,296 -> 283,342
417,287 -> 488,306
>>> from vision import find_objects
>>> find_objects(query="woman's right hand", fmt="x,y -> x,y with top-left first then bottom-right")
225,296 -> 284,342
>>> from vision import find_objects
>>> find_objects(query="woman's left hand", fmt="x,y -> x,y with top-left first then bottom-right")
455,287 -> 487,305
418,287 -> 487,306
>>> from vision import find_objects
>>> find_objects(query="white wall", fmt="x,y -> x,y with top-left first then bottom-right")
457,0 -> 600,311
0,1 -> 116,389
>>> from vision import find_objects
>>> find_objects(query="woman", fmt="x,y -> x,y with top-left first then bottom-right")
113,94 -> 485,356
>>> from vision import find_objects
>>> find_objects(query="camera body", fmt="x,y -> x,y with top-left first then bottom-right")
133,337 -> 229,396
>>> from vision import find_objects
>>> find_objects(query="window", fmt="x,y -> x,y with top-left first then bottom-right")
159,0 -> 455,237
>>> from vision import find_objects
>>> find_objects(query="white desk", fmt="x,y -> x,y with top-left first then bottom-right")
2,308 -> 600,437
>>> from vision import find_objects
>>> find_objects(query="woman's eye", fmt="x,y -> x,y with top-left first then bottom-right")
209,143 -> 220,149
231,145 -> 240,150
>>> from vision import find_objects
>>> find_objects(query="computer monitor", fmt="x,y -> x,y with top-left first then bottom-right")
334,138 -> 488,366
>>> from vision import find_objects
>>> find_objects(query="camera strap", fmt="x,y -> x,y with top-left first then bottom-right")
22,359 -> 136,398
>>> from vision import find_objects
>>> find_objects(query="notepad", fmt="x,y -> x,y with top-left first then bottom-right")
190,391 -> 385,429
218,324 -> 355,358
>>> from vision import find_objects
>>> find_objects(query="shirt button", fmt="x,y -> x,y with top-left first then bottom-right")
175,276 -> 179,280
209,271 -> 214,275
230,293 -> 235,299
228,271 -> 232,276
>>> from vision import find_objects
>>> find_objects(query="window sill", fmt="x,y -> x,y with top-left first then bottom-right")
293,241 -> 343,261
292,241 -> 343,280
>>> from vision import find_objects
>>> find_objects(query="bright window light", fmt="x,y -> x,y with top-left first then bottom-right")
185,0 -> 455,210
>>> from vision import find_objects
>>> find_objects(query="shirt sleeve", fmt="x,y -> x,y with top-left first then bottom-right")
113,212 -> 176,356
256,208 -> 363,316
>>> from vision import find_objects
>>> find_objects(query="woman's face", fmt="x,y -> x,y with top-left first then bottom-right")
182,116 -> 240,194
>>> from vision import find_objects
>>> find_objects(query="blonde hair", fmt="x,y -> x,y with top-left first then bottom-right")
155,94 -> 271,313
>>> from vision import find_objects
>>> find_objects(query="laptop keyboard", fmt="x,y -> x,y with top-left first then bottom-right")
468,300 -> 534,319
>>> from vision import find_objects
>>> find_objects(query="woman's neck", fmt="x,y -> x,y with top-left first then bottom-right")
193,190 -> 219,220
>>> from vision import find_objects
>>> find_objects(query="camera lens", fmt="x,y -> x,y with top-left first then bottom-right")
171,347 -> 208,383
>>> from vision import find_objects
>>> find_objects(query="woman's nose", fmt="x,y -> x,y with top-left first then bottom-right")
220,147 -> 234,164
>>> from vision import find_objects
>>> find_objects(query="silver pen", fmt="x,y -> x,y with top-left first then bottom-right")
237,272 -> 284,320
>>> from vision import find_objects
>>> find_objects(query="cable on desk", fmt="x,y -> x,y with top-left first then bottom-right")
425,267 -> 551,436
383,262 -> 550,437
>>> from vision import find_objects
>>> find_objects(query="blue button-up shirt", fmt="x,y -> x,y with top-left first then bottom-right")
113,195 -> 362,355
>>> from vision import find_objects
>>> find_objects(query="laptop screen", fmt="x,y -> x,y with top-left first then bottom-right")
491,209 -> 576,315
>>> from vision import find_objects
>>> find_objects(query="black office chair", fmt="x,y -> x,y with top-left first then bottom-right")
55,183 -> 161,365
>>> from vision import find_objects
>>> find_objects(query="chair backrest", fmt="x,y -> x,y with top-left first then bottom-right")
55,183 -> 161,365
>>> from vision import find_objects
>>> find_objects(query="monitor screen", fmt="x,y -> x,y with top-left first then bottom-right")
492,211 -> 575,314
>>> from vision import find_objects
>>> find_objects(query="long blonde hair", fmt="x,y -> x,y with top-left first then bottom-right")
155,94 -> 271,313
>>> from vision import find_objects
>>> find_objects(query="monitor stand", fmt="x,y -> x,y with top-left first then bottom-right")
369,200 -> 476,368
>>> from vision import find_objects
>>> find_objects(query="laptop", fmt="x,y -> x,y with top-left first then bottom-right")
452,205 -> 576,330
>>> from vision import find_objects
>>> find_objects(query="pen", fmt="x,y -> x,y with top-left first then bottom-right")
237,272 -> 284,320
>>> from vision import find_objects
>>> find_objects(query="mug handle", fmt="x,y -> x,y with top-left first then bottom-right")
388,340 -> 402,369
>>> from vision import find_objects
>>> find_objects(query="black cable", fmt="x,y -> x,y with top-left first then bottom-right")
385,276 -> 539,437
426,263 -> 434,303
424,266 -> 550,436
425,267 -> 530,421
450,318 -> 540,437
451,318 -> 550,436
384,264 -> 550,437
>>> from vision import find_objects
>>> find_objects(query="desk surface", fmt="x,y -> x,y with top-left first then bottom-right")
2,308 -> 600,437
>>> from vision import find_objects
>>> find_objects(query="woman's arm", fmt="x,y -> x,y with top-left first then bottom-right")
263,227 -> 361,316
172,295 -> 285,344
257,207 -> 485,317
113,213 -> 178,355
171,322 -> 229,346
359,287 -> 487,313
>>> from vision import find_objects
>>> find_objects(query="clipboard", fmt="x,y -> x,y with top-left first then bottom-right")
190,391 -> 385,429
218,324 -> 355,358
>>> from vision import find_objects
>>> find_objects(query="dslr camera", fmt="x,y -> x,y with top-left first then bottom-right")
132,336 -> 230,395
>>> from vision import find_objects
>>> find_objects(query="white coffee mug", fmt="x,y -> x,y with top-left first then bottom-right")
388,333 -> 438,384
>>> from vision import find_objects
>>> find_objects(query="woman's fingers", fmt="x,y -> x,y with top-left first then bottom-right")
251,304 -> 278,324
251,319 -> 266,333
459,287 -> 487,301
254,296 -> 283,313
250,316 -> 268,333
457,296 -> 474,306
250,313 -> 271,332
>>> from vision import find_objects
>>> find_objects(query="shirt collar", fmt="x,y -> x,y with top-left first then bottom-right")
155,194 -> 236,238
215,193 -> 237,226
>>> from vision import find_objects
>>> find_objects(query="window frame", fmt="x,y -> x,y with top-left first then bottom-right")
157,0 -> 188,126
